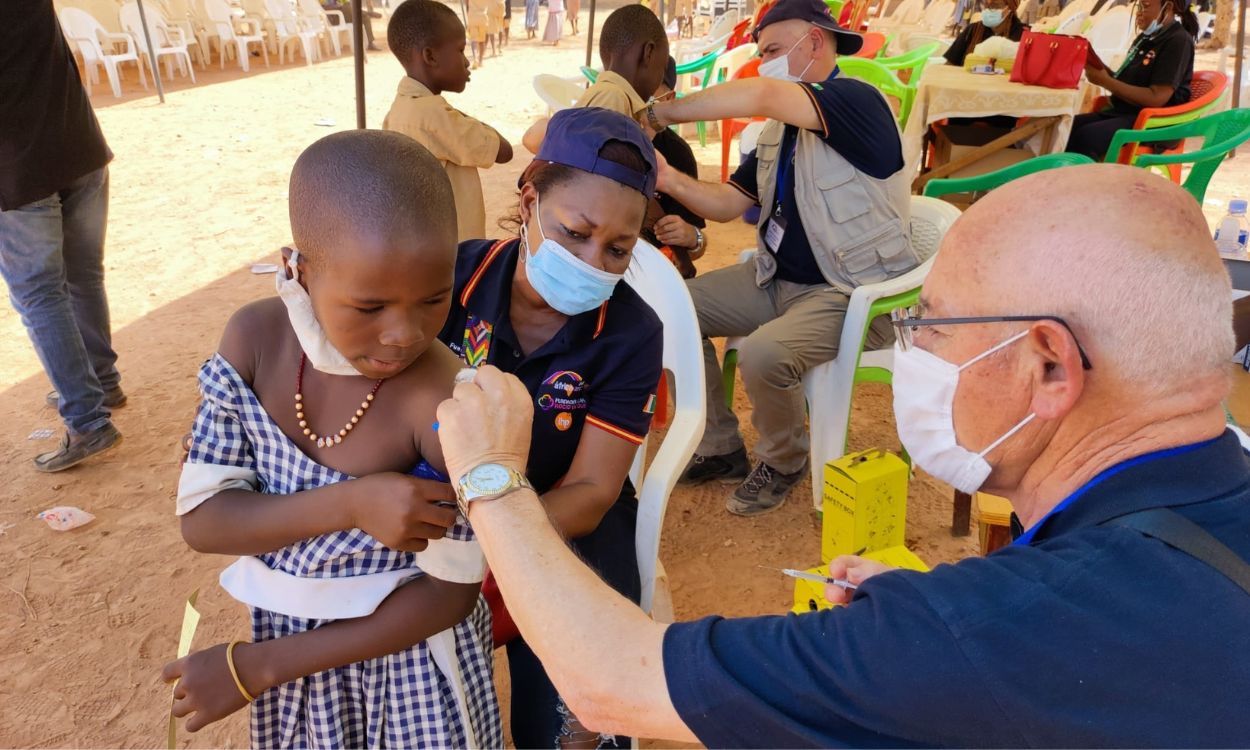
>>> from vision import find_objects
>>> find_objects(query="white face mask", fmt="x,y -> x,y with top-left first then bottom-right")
758,30 -> 816,82
891,331 -> 1037,494
274,247 -> 362,376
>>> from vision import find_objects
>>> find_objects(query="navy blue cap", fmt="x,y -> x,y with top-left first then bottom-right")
533,107 -> 657,197
663,56 -> 677,90
754,0 -> 864,55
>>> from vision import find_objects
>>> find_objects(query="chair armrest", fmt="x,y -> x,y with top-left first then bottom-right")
324,9 -> 347,23
165,26 -> 188,45
1105,118 -> 1195,162
101,31 -> 136,53
1133,141 -> 1230,167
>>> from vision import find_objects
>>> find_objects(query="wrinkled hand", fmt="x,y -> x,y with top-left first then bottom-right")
653,215 -> 699,248
824,555 -> 894,605
162,643 -> 254,732
435,365 -> 533,485
349,473 -> 459,551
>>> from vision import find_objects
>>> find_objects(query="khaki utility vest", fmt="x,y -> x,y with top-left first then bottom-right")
752,112 -> 917,293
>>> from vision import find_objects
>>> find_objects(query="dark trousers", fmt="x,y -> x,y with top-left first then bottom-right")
507,488 -> 641,749
1067,110 -> 1138,161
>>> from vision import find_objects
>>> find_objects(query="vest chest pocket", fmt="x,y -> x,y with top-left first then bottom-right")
754,140 -> 780,171
834,218 -> 917,287
817,164 -> 872,224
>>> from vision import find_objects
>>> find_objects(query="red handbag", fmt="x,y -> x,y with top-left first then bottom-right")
1009,30 -> 1089,89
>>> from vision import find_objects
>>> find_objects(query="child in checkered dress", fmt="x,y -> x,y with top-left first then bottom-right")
164,131 -> 501,748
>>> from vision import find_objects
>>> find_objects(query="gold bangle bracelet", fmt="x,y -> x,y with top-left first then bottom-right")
226,640 -> 257,703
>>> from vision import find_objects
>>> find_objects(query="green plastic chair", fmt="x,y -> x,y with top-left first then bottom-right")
579,66 -> 599,84
875,32 -> 897,57
675,47 -> 724,146
922,153 -> 1096,202
1105,108 -> 1250,205
824,0 -> 847,19
875,41 -> 941,84
837,56 -> 920,129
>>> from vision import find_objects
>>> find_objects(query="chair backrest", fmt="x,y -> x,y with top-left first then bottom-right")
855,31 -> 889,57
836,57 -> 909,116
1127,108 -> 1250,204
264,0 -> 301,33
58,7 -> 107,58
920,0 -> 954,30
732,56 -> 762,81
624,241 -> 706,616
1054,10 -> 1088,34
202,0 -> 238,36
1084,4 -> 1132,58
713,42 -> 756,83
883,0 -> 924,24
1132,69 -> 1228,131
908,195 -> 963,260
120,2 -> 169,47
532,74 -> 583,111
922,153 -> 1096,202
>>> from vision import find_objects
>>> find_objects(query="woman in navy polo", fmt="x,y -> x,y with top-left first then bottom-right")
438,107 -> 663,749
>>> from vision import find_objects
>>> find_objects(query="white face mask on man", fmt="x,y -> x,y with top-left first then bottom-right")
274,247 -> 362,377
758,29 -> 816,82
891,331 -> 1037,494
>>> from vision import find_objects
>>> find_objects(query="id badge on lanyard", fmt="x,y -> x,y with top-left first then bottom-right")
764,136 -> 797,254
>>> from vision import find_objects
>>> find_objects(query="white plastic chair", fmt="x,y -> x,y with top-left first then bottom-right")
623,241 -> 706,621
711,42 -> 756,86
263,0 -> 319,65
1053,10 -> 1089,35
202,0 -> 269,71
870,0 -> 924,30
532,74 -> 584,114
161,0 -> 212,66
721,197 -> 963,510
59,6 -> 148,98
1084,6 -> 1131,68
296,0 -> 353,57
120,1 -> 197,82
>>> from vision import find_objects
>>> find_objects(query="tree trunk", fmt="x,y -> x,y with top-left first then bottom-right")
1201,0 -> 1234,50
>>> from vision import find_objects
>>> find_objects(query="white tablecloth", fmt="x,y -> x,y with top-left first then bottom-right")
903,64 -> 1092,174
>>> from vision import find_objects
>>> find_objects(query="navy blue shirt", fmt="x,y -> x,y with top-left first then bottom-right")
728,71 -> 904,285
663,430 -> 1250,747
438,239 -> 663,494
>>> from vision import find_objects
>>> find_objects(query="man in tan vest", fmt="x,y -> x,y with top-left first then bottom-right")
645,0 -> 916,515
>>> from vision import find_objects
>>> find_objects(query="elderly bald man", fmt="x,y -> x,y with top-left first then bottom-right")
435,164 -> 1250,747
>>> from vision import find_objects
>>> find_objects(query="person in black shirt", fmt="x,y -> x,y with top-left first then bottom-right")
943,0 -> 1028,66
0,0 -> 124,472
645,57 -> 708,278
1067,0 -> 1197,160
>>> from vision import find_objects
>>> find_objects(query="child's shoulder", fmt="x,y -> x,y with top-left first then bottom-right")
218,297 -> 289,383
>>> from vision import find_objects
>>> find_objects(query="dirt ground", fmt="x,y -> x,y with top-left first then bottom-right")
1,4 -> 1247,747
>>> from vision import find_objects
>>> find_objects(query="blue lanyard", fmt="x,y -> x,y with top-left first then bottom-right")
1012,437 -> 1220,546
772,67 -> 840,217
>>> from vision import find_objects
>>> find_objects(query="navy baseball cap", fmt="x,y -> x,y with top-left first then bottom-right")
754,0 -> 864,55
663,56 -> 677,90
533,107 -> 657,197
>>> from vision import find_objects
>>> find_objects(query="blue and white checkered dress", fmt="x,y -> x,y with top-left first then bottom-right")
186,354 -> 502,749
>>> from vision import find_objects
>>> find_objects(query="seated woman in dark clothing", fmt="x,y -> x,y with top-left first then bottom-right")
944,0 -> 1028,67
1067,0 -> 1197,160
645,57 -> 707,278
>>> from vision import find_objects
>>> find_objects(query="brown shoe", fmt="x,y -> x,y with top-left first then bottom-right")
46,387 -> 128,409
34,423 -> 122,473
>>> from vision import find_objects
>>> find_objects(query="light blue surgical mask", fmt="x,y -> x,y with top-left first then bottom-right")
521,194 -> 625,316
981,8 -> 1006,27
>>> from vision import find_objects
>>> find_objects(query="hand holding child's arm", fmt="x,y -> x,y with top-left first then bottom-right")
179,475 -> 458,555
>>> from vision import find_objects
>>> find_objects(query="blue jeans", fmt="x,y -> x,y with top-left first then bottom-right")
0,166 -> 118,434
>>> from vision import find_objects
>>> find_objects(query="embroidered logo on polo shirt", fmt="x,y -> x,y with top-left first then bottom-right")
538,370 -> 589,412
554,412 -> 573,431
643,394 -> 657,414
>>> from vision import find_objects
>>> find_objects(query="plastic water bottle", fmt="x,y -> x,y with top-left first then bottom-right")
1215,199 -> 1250,258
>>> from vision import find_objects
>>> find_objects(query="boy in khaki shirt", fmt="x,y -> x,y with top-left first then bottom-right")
522,5 -> 668,151
385,0 -> 512,241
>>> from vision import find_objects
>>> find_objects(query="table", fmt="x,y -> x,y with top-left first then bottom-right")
903,64 -> 1092,191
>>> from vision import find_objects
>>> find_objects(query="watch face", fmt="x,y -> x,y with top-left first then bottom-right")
467,463 -> 513,494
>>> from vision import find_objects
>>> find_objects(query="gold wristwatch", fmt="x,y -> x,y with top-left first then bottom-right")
456,463 -> 533,517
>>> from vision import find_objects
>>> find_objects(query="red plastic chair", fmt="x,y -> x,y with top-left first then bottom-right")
1098,70 -> 1228,182
720,58 -> 765,181
855,31 -> 888,57
726,17 -> 753,49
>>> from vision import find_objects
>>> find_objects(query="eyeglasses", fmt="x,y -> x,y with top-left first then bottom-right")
890,305 -> 1093,370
